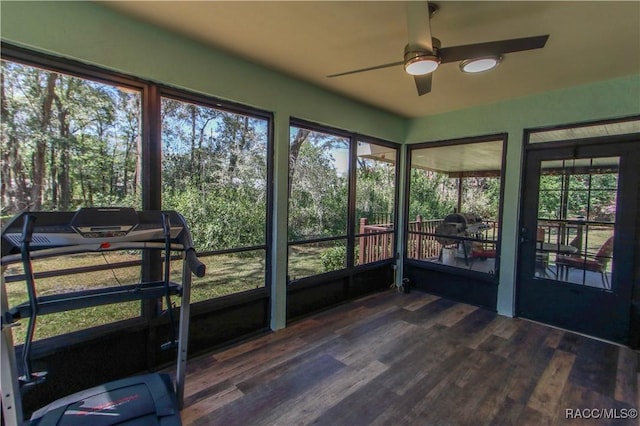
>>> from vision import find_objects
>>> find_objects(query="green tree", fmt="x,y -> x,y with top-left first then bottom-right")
408,169 -> 456,220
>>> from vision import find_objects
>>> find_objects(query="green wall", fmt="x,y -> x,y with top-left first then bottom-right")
2,0 -> 639,319
0,0 -> 407,330
0,1 -> 406,141
405,74 -> 640,315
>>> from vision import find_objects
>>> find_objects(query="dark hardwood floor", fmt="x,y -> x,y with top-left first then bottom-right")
178,290 -> 639,425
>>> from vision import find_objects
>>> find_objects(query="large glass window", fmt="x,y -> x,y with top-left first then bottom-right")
1,60 -> 142,213
1,53 -> 273,342
407,137 -> 504,275
355,140 -> 397,265
161,95 -> 269,301
1,58 -> 144,340
287,124 -> 399,281
288,126 -> 350,279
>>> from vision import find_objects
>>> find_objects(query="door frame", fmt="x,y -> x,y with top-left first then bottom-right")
517,131 -> 640,345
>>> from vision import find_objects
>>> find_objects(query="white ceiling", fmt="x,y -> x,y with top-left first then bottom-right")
100,1 -> 640,118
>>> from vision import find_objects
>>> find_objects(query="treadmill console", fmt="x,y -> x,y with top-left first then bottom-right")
1,207 -> 185,256
71,207 -> 139,238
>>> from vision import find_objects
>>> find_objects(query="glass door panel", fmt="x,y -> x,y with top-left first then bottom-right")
533,157 -> 618,289
517,141 -> 638,344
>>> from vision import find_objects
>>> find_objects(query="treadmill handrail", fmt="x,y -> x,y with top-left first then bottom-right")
0,242 -> 185,265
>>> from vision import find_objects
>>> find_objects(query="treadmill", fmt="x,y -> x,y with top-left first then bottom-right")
1,208 -> 205,426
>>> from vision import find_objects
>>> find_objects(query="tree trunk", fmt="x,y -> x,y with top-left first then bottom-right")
31,72 -> 57,210
0,66 -> 29,212
50,142 -> 58,208
54,80 -> 72,210
288,128 -> 309,195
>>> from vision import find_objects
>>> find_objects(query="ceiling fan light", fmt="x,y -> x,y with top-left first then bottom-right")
404,55 -> 440,75
460,56 -> 502,73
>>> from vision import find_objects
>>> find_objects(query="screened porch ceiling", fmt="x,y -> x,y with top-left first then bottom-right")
361,118 -> 638,175
99,1 -> 640,118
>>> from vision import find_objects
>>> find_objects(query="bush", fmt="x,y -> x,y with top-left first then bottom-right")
320,245 -> 346,272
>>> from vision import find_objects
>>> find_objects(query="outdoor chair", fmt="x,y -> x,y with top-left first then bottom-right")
535,227 -> 553,278
555,236 -> 614,288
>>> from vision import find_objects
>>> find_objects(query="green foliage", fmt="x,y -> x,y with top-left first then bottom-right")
1,60 -> 141,213
163,185 -> 265,251
461,177 -> 501,220
355,157 -> 396,226
320,244 -> 347,272
538,171 -> 617,221
160,98 -> 268,252
409,169 -> 456,220
288,133 -> 349,240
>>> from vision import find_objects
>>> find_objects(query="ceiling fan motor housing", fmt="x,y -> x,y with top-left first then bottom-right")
403,38 -> 442,75
404,37 -> 441,59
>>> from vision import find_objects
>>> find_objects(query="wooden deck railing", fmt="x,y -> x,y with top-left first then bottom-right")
359,216 -> 499,264
407,216 -> 443,260
358,218 -> 394,265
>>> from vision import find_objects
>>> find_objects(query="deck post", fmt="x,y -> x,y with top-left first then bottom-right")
359,218 -> 367,265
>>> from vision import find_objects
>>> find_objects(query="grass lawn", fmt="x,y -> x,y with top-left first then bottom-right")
3,243 -> 343,343
2,225 -> 616,343
3,250 -> 267,342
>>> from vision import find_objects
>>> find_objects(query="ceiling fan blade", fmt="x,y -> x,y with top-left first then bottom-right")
326,60 -> 404,78
414,74 -> 432,96
406,1 -> 433,51
440,35 -> 549,63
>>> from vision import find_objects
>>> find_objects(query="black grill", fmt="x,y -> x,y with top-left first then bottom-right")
435,212 -> 486,245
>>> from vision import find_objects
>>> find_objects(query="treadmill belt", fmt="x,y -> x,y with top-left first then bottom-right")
29,373 -> 181,426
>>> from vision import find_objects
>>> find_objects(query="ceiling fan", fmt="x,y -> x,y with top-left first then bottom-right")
327,1 -> 549,96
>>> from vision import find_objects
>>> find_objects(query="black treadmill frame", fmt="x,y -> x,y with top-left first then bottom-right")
1,208 -> 205,425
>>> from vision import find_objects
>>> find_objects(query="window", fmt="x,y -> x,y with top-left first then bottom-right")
288,125 -> 350,279
1,57 -> 144,340
0,50 -> 274,341
407,136 -> 505,275
160,94 -> 270,301
1,60 -> 142,213
536,157 -> 618,287
355,140 -> 397,265
287,123 -> 399,281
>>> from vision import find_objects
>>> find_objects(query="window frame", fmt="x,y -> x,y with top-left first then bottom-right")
287,118 -> 400,283
1,42 -> 275,344
158,87 -> 274,300
404,133 -> 508,281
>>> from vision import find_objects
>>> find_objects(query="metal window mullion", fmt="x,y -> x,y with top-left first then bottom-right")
142,84 -> 162,320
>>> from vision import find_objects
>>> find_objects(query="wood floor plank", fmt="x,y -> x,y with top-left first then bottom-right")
332,320 -> 418,366
311,380 -> 398,426
569,336 -> 619,398
543,328 -> 564,349
207,353 -> 346,426
527,350 -> 576,417
505,345 -> 556,404
184,337 -> 310,397
212,318 -> 321,362
175,291 -> 639,426
435,302 -> 478,327
465,315 -> 504,350
491,316 -> 521,340
615,346 -> 639,405
402,297 -> 457,327
264,360 -> 389,426
180,385 -> 244,425
403,293 -> 440,311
